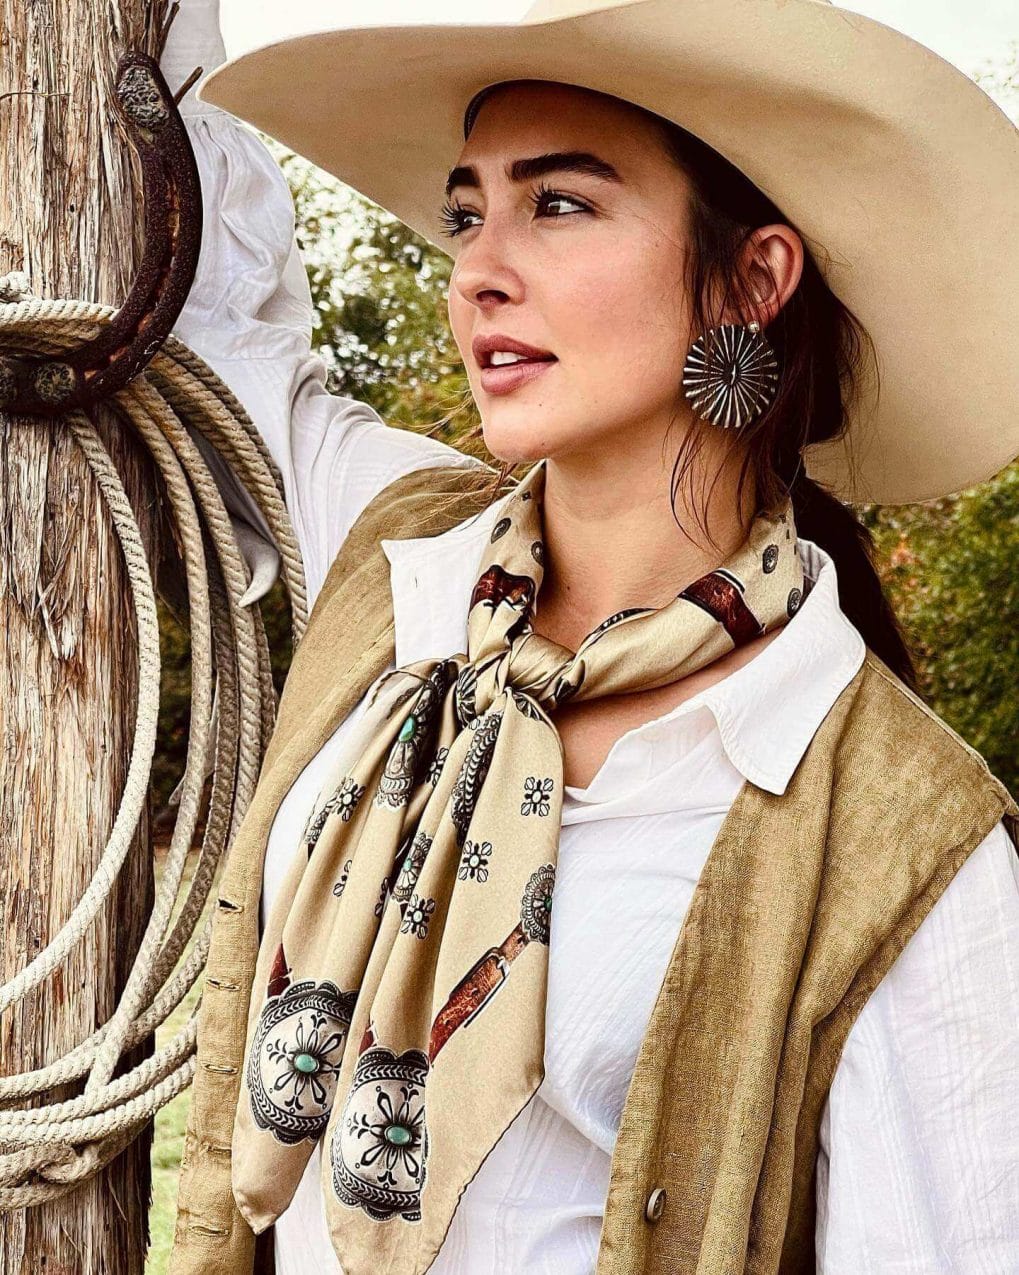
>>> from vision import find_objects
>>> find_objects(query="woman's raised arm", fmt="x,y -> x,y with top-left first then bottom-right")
164,4 -> 485,609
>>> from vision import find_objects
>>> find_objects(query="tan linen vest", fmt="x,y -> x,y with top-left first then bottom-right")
169,462 -> 1019,1275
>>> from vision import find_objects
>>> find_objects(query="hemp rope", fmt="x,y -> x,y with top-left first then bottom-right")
0,273 -> 309,1208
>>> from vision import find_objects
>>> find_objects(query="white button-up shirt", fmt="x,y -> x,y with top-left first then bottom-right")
164,15 -> 1019,1267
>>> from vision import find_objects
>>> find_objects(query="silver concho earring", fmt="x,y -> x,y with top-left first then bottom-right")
682,320 -> 779,430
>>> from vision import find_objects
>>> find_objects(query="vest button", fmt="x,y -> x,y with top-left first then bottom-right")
645,1186 -> 666,1222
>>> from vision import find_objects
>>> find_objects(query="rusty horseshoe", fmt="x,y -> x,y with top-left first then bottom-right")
0,52 -> 202,416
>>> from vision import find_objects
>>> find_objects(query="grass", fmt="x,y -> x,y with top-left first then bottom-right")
146,843 -> 214,1274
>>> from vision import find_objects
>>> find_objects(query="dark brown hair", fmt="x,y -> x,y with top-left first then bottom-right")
448,80 -> 918,689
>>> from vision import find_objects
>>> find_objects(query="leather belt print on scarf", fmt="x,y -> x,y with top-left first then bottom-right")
230,456 -> 807,1275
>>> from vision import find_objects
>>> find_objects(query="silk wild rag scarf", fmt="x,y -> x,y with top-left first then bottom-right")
231,456 -> 807,1274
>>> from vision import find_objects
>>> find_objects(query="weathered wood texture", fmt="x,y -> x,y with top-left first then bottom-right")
1,1 -> 170,1271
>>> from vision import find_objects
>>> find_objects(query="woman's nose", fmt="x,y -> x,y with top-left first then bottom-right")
451,226 -> 523,311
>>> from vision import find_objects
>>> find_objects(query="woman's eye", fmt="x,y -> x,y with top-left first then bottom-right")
438,187 -> 591,238
438,201 -> 481,237
530,187 -> 590,219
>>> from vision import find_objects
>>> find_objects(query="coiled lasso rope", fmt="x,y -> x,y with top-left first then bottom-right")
0,271 -> 309,1207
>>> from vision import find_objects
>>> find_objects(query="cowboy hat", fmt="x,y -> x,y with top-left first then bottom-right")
196,0 -> 1019,505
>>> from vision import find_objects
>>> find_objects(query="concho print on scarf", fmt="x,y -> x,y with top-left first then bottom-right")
230,456 -> 807,1275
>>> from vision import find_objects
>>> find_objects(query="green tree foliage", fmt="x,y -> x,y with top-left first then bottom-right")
972,38 -> 1018,121
851,34 -> 1019,796
278,146 -> 482,454
862,463 -> 1019,793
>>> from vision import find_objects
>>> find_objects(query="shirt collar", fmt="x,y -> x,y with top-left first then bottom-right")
381,492 -> 865,797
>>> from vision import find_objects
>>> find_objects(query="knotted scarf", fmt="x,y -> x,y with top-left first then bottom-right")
231,456 -> 806,1274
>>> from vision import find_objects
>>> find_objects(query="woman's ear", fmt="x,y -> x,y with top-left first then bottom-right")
741,224 -> 804,326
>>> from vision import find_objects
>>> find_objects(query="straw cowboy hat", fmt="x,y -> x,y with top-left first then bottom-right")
196,0 -> 1019,506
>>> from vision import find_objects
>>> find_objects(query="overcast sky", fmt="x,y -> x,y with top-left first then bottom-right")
220,0 -> 1017,90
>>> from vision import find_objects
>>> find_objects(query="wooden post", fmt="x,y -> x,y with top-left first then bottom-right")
0,1 -> 170,1271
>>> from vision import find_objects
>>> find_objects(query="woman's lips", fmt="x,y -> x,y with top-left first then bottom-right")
480,357 -> 557,396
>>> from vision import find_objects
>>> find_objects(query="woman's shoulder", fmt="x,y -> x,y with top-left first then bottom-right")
843,649 -> 1013,803
337,445 -> 499,554
299,421 -> 495,607
817,648 -> 1019,912
297,448 -> 497,625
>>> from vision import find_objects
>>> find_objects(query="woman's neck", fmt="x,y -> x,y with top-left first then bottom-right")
532,440 -> 756,651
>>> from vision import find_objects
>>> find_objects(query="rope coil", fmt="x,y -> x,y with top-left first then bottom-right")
0,276 -> 308,1207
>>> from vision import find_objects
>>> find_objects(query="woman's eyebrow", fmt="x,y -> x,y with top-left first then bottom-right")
444,151 -> 623,198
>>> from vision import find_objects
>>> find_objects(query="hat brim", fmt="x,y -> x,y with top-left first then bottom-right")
198,0 -> 1019,505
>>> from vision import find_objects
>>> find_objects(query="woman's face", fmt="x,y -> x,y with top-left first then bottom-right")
446,81 -> 697,467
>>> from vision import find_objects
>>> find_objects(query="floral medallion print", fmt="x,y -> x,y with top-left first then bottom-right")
453,663 -> 478,729
400,892 -> 435,939
427,746 -> 449,787
394,831 -> 432,907
376,664 -> 453,810
521,776 -> 554,817
331,1037 -> 430,1222
335,775 -> 366,822
520,864 -> 556,945
762,543 -> 779,573
458,839 -> 492,882
332,857 -> 353,898
509,688 -> 547,722
303,777 -> 365,858
374,877 -> 391,919
247,979 -> 357,1145
450,710 -> 502,847
302,798 -> 335,857
787,586 -> 803,617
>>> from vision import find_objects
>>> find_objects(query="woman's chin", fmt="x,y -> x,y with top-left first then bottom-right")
480,424 -> 555,467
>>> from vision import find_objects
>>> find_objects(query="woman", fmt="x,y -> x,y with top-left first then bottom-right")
168,3 -> 1019,1273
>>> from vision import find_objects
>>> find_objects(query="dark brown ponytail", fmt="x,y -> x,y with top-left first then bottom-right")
790,475 -> 916,688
